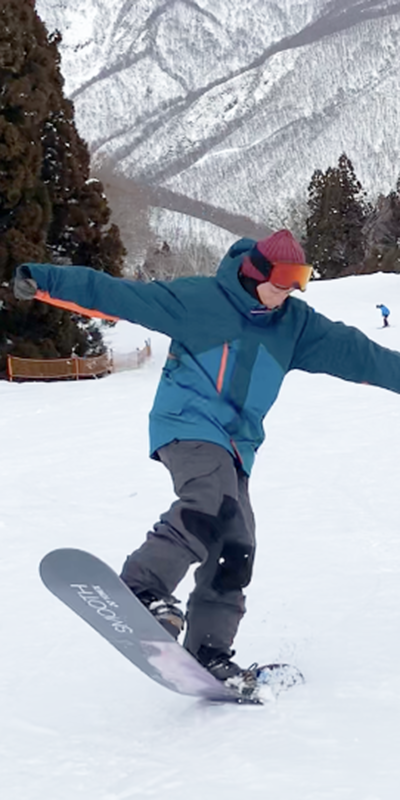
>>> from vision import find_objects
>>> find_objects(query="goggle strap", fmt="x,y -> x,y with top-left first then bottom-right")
249,247 -> 272,281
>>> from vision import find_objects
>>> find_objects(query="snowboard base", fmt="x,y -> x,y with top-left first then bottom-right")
39,548 -> 304,705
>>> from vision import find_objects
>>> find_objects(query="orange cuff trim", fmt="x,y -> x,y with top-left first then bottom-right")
34,290 -> 120,322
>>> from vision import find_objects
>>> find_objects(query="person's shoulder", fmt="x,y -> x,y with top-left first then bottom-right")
167,274 -> 214,292
161,274 -> 219,305
286,295 -> 315,317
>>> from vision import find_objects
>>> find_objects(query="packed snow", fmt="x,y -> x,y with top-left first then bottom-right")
1,272 -> 400,800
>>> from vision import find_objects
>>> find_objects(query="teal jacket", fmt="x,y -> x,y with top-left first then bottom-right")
19,238 -> 400,474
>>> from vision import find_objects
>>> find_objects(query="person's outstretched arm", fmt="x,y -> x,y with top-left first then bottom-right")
14,263 -> 189,340
290,307 -> 400,394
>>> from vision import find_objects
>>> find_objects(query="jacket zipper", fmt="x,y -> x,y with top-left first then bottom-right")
216,343 -> 243,466
216,342 -> 229,393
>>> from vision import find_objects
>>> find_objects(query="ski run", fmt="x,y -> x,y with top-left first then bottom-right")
1,271 -> 400,800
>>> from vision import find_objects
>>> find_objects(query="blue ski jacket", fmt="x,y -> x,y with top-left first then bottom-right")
17,238 -> 400,474
378,305 -> 390,317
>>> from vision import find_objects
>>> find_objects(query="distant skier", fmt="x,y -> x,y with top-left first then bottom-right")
13,230 -> 400,697
376,304 -> 390,327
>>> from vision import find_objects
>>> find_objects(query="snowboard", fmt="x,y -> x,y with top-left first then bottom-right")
39,548 -> 304,705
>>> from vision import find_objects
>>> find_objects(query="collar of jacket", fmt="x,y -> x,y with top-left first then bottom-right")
215,237 -> 286,322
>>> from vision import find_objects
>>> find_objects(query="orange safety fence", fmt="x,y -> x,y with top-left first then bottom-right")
7,340 -> 151,381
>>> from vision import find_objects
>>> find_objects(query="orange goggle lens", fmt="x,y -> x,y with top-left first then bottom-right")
269,262 -> 313,292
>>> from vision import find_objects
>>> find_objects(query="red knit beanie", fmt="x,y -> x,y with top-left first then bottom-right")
257,230 -> 306,264
239,230 -> 306,292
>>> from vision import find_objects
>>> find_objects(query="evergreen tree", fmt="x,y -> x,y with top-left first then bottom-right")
0,0 -> 125,373
305,154 -> 370,279
362,180 -> 400,274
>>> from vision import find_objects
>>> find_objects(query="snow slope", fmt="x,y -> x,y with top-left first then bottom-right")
1,273 -> 400,800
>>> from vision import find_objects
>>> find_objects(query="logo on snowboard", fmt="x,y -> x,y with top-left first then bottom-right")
70,583 -> 133,634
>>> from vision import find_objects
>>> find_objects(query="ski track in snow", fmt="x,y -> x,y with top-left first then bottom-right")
1,272 -> 400,800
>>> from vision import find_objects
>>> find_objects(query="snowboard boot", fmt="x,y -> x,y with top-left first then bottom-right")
197,645 -> 260,698
137,591 -> 185,640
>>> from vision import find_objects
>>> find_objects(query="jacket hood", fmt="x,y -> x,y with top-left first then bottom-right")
215,237 -> 284,321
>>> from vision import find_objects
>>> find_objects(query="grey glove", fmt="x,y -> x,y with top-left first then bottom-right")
13,266 -> 38,300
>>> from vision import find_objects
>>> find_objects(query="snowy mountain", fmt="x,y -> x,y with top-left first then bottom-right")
35,1 -> 400,259
2,273 -> 400,799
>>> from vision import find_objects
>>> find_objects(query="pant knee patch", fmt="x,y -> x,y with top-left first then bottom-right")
181,494 -> 238,549
181,507 -> 219,549
212,541 -> 255,593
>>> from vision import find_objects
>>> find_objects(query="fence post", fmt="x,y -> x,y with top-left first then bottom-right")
7,355 -> 13,382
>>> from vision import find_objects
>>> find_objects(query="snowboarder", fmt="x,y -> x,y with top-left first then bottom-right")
13,230 -> 400,694
376,304 -> 390,327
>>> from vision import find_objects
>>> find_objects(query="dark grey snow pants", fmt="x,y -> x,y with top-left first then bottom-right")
120,440 -> 256,657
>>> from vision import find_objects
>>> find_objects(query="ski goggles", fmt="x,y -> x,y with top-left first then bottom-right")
242,252 -> 313,292
268,262 -> 313,292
